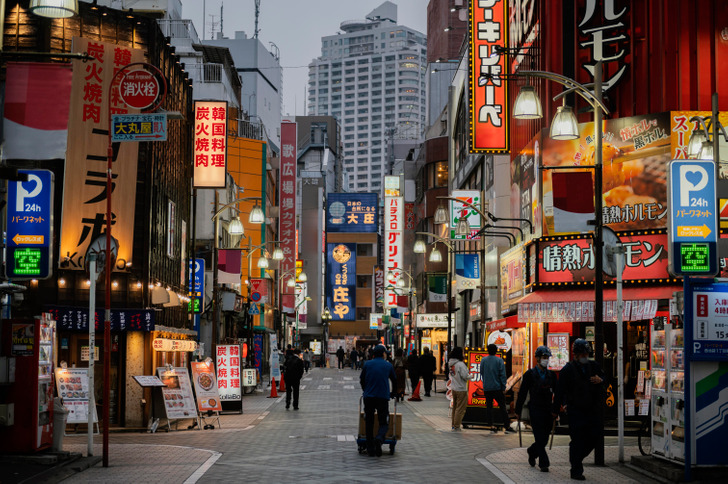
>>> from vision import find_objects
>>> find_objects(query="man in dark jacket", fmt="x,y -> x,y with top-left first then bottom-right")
336,346 -> 345,369
350,347 -> 359,369
516,346 -> 558,472
284,349 -> 305,410
360,345 -> 396,457
418,347 -> 436,397
552,339 -> 605,481
406,349 -> 420,394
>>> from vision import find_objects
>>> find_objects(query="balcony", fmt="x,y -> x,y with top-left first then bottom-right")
157,19 -> 200,44
187,63 -> 239,109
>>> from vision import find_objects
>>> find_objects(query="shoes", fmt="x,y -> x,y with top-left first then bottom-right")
528,454 -> 536,467
490,429 -> 498,434
285,405 -> 290,410
424,393 -> 431,397
375,440 -> 383,457
367,447 -> 376,457
540,467 -> 549,472
570,474 -> 585,481
294,407 -> 299,411
451,427 -> 461,432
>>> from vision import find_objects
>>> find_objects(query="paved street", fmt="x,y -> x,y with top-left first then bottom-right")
61,368 -> 654,483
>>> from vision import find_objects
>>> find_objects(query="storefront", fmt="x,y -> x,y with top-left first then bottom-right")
415,313 -> 450,373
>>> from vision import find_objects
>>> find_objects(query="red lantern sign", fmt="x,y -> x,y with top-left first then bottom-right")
119,70 -> 160,109
242,343 -> 248,359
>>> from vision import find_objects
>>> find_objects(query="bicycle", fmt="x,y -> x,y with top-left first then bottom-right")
638,412 -> 652,456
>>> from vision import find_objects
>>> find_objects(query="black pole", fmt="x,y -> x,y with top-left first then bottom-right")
593,61 -> 605,466
446,244 -> 452,356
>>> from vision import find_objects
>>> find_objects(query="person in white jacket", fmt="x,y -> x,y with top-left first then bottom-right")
448,347 -> 471,431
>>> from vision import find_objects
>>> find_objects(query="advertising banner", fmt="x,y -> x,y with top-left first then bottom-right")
541,112 -> 671,235
384,196 -> 403,307
373,266 -> 384,312
326,193 -> 378,232
60,38 -> 145,271
450,190 -> 482,240
215,345 -> 242,402
500,245 -> 526,310
428,274 -> 447,302
326,243 -> 356,320
537,232 -> 669,284
46,306 -> 154,332
455,253 -> 480,291
55,367 -> 97,424
511,134 -> 542,238
191,361 -> 223,411
157,367 -> 197,420
547,333 -> 570,370
466,349 -> 501,408
193,101 -> 227,188
691,285 -> 728,360
254,334 -> 263,380
415,313 -> 449,328
269,333 -> 281,380
468,0 -> 509,153
279,122 -> 297,313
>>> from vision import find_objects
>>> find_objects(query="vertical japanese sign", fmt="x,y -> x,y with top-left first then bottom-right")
469,0 -> 509,153
577,0 -> 629,92
215,344 -> 242,402
373,266 -> 384,313
326,243 -> 356,320
193,101 -> 227,188
279,122 -> 297,313
60,37 -> 144,270
384,196 -> 403,308
253,334 -> 263,379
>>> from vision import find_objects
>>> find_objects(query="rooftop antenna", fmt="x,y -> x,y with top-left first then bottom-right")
220,2 -> 223,39
254,0 -> 261,39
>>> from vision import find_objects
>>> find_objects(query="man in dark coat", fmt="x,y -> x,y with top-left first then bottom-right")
418,347 -> 436,397
552,339 -> 605,481
360,345 -> 396,457
406,349 -> 420,394
336,346 -> 345,369
284,349 -> 305,410
350,347 -> 359,369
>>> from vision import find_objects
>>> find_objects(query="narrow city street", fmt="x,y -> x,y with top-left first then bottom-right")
61,368 -> 652,483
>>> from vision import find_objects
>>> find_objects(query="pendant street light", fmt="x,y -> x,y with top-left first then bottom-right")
455,217 -> 470,237
271,246 -> 284,261
415,231 -> 455,353
550,105 -> 580,140
413,239 -> 427,254
249,204 -> 265,224
228,216 -> 244,236
697,142 -> 715,161
428,247 -> 443,263
434,204 -> 449,225
30,0 -> 78,18
686,128 -> 708,158
513,85 -> 543,119
257,254 -> 269,269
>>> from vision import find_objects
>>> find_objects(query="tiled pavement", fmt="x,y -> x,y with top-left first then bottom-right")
60,367 -> 658,483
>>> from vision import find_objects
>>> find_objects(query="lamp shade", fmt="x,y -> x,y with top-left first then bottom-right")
434,204 -> 448,225
686,130 -> 708,158
550,105 -> 580,140
228,217 -> 244,235
298,270 -> 308,282
286,278 -> 295,288
257,255 -> 269,269
429,248 -> 443,263
396,277 -> 406,288
271,247 -> 284,260
455,217 -> 470,237
413,239 -> 426,254
697,141 -> 714,161
513,85 -> 543,119
30,0 -> 78,18
248,204 -> 265,224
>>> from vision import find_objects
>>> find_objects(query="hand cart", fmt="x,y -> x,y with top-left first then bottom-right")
356,397 -> 401,455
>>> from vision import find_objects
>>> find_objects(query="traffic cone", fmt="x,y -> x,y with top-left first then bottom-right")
279,374 -> 286,392
408,380 -> 422,401
268,378 -> 279,398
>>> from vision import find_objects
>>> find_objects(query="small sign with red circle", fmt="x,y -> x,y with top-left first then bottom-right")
119,70 -> 159,109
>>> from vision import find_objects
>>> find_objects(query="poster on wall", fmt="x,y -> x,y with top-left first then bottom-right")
191,361 -> 223,411
55,368 -> 98,424
157,367 -> 197,420
547,333 -> 570,370
465,349 -> 503,409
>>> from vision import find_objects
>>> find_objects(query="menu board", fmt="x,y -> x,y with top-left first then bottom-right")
190,362 -> 222,412
547,333 -> 569,370
157,367 -> 197,420
55,368 -> 97,424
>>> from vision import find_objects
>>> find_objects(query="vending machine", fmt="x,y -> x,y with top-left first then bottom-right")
0,315 -> 56,453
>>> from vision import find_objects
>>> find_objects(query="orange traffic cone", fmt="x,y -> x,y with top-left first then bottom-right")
279,374 -> 286,392
408,380 -> 422,401
268,378 -> 279,398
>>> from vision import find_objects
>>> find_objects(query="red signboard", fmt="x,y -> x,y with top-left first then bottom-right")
537,233 -> 670,284
466,348 -> 502,408
279,122 -> 297,313
119,70 -> 159,109
469,0 -> 509,153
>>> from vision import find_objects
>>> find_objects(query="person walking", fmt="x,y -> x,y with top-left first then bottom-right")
448,347 -> 471,431
360,344 -> 396,457
302,348 -> 311,373
350,347 -> 359,370
552,339 -> 605,481
515,346 -> 558,472
336,346 -> 345,369
284,349 -> 305,410
480,344 -> 514,434
392,348 -> 407,402
419,347 -> 436,397
406,349 -> 420,394
357,348 -> 365,369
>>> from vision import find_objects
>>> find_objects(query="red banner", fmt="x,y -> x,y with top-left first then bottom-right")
279,122 -> 297,313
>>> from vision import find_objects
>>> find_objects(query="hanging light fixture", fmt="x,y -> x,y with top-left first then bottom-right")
686,129 -> 708,159
248,204 -> 265,224
549,105 -> 580,140
434,204 -> 448,225
271,246 -> 284,261
429,248 -> 443,263
513,85 -> 543,119
30,0 -> 78,18
286,278 -> 296,288
697,141 -> 715,162
396,277 -> 406,288
413,239 -> 426,254
257,255 -> 269,269
298,270 -> 308,282
455,217 -> 470,237
228,216 -> 244,235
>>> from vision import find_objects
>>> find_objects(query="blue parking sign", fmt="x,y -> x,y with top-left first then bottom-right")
6,170 -> 54,279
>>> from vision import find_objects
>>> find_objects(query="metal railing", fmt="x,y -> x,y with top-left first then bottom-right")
157,19 -> 200,44
236,119 -> 264,140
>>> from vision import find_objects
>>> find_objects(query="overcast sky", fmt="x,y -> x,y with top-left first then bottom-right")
182,0 -> 428,116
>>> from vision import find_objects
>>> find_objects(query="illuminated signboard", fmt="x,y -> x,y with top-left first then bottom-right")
450,189 -> 482,240
193,101 -> 227,188
13,248 -> 43,275
384,197 -> 403,308
326,193 -> 378,233
326,243 -> 356,320
680,244 -> 710,273
279,122 -> 297,313
469,0 -> 509,153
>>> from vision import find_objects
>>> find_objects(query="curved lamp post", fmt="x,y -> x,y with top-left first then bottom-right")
387,266 -> 416,350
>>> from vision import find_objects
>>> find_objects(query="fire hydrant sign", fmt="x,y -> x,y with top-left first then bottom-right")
119,70 -> 159,109
667,159 -> 718,276
216,345 -> 242,401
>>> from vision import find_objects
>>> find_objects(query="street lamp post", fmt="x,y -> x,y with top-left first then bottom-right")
321,307 -> 332,367
387,266 -> 416,351
274,268 -> 307,348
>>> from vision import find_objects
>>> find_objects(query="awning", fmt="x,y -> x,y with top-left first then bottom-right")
485,315 -> 525,332
518,285 -> 681,304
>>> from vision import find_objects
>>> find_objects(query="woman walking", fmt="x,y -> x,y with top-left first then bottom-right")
448,347 -> 471,431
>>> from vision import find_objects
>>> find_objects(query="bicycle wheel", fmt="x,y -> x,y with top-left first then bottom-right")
638,418 -> 652,456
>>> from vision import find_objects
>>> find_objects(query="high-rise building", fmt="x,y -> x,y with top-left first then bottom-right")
306,1 -> 427,192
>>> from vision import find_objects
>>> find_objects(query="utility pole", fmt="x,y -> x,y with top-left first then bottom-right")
254,0 -> 261,39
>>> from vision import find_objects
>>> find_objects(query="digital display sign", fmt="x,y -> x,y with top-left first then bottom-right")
187,298 -> 201,314
12,248 -> 43,275
680,243 -> 711,273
